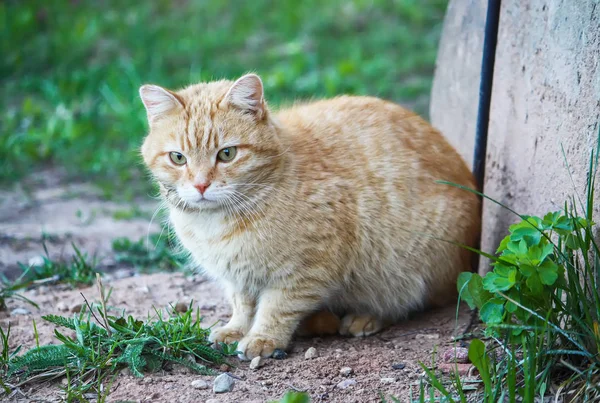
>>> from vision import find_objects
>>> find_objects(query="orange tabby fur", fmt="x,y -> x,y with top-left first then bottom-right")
139,74 -> 480,360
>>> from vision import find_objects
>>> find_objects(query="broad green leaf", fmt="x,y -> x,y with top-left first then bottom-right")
457,272 -> 475,309
518,239 -> 528,256
539,242 -> 554,262
519,264 -> 536,278
468,339 -> 492,397
506,240 -> 521,255
526,273 -> 543,295
482,271 -> 515,292
510,217 -> 543,245
480,300 -> 504,324
494,264 -> 513,277
468,274 -> 493,309
496,235 -> 510,254
565,234 -> 579,250
538,260 -> 559,285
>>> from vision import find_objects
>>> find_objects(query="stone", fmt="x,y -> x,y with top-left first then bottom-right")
213,373 -> 235,393
219,364 -> 230,372
175,301 -> 188,313
392,363 -> 406,370
28,256 -> 45,267
438,363 -> 474,376
415,333 -> 440,340
336,379 -> 357,389
249,356 -> 265,370
272,349 -> 287,360
56,302 -> 69,312
339,367 -> 353,377
136,286 -> 150,294
71,303 -> 83,313
304,347 -> 318,359
190,379 -> 209,389
206,399 -> 220,403
442,347 -> 470,364
10,308 -> 31,316
380,377 -> 397,384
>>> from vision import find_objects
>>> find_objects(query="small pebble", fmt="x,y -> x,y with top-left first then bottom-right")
304,347 -> 318,359
142,377 -> 153,384
438,363 -> 474,376
190,379 -> 209,389
273,349 -> 287,360
442,347 -> 470,364
339,367 -> 353,377
10,308 -> 31,316
336,379 -> 357,389
71,303 -> 83,313
175,301 -> 188,313
219,364 -> 230,372
392,363 -> 406,370
28,256 -> 44,266
206,399 -> 220,403
249,356 -> 265,370
213,373 -> 235,393
56,302 -> 69,312
415,333 -> 440,340
136,286 -> 150,294
380,377 -> 397,384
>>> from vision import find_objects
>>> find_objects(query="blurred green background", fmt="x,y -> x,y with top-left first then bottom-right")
0,0 -> 448,198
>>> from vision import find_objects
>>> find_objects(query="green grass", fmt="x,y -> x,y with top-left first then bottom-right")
1,277 -> 234,400
17,242 -> 101,287
1,0 -> 447,197
112,233 -> 188,273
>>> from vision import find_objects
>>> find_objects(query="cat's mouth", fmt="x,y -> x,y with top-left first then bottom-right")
163,185 -> 219,213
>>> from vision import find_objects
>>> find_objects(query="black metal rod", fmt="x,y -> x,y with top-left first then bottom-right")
473,0 -> 502,192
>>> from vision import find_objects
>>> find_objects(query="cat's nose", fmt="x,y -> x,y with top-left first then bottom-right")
194,182 -> 211,195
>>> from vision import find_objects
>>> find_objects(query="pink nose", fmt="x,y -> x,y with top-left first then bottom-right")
194,182 -> 210,195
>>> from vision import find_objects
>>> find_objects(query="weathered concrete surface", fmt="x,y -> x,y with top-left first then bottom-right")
430,0 -> 487,170
431,0 -> 600,272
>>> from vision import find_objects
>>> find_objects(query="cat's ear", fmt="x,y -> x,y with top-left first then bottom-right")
224,74 -> 266,120
139,84 -> 183,122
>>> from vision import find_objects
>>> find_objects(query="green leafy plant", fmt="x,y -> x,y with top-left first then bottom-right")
2,277 -> 231,399
420,139 -> 600,402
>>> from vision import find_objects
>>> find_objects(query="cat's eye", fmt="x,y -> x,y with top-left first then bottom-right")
217,147 -> 237,162
169,152 -> 187,165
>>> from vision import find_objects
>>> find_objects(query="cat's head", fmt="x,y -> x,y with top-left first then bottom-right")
139,74 -> 285,213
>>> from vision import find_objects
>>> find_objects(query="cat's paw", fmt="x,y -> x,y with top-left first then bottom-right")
208,326 -> 245,346
236,333 -> 284,361
339,314 -> 385,337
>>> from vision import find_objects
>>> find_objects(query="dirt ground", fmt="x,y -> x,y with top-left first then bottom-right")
0,173 -> 475,402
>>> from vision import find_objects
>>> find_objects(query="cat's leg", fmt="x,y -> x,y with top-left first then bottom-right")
209,284 -> 255,345
339,314 -> 389,337
237,288 -> 323,360
296,309 -> 340,337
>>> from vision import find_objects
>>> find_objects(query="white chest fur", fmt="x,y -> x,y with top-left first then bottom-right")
169,208 -> 270,291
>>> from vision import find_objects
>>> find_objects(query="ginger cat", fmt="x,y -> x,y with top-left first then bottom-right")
139,74 -> 480,360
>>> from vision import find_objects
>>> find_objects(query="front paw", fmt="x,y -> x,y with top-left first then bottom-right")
209,326 -> 245,346
237,333 -> 285,361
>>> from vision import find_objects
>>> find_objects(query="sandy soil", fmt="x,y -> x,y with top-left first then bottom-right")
0,173 -> 475,402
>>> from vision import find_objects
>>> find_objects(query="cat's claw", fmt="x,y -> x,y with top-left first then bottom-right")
208,326 -> 245,346
236,334 -> 282,361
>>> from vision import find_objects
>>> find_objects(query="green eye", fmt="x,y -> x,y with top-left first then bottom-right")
169,152 -> 187,165
217,146 -> 237,162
